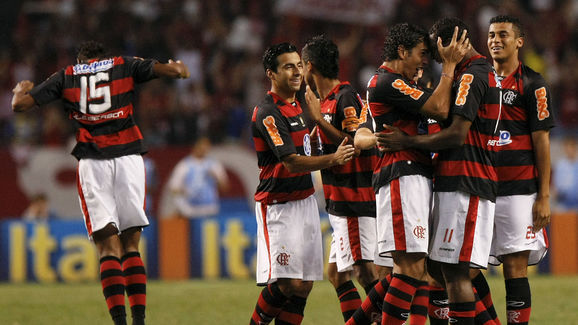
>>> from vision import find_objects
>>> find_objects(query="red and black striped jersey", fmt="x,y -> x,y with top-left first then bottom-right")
29,56 -> 157,160
363,65 -> 434,192
434,56 -> 500,201
317,82 -> 376,217
251,91 -> 315,204
495,63 -> 554,196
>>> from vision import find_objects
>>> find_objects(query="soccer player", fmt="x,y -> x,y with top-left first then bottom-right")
377,17 -> 502,324
351,23 -> 470,325
487,15 -> 553,324
300,35 -> 379,322
11,41 -> 190,325
249,42 -> 355,325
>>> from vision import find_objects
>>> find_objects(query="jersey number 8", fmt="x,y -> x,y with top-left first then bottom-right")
79,72 -> 111,114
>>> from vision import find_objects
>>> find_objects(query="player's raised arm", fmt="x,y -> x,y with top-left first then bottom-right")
152,59 -> 190,79
420,26 -> 471,120
11,80 -> 37,112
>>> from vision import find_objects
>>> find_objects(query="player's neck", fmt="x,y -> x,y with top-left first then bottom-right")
315,77 -> 340,100
493,56 -> 519,77
270,86 -> 296,104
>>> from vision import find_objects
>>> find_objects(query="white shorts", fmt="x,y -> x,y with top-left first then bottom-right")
429,191 -> 495,268
376,175 -> 432,255
255,195 -> 324,285
328,214 -> 376,272
77,155 -> 149,237
489,194 -> 549,266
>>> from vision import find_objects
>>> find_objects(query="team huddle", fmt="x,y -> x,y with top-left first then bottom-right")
250,15 -> 552,325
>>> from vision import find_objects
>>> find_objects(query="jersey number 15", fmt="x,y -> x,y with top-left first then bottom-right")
79,72 -> 111,114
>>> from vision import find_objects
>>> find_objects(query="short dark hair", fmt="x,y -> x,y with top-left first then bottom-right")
301,35 -> 339,79
430,17 -> 470,46
262,42 -> 298,73
382,23 -> 429,61
77,41 -> 107,62
490,15 -> 525,38
429,17 -> 470,63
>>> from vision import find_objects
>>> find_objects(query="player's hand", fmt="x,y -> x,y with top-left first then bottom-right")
13,80 -> 34,94
309,125 -> 320,156
333,137 -> 355,165
375,124 -> 409,152
438,26 -> 471,65
532,195 -> 551,232
304,85 -> 323,123
169,59 -> 190,79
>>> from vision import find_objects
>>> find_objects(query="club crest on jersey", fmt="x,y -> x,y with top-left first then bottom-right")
303,133 -> 312,156
502,90 -> 517,105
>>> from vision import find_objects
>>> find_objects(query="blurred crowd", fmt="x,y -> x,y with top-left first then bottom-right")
1,0 -> 577,149
1,0 -> 577,211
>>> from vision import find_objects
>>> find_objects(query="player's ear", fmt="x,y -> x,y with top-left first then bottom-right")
397,45 -> 408,60
266,69 -> 275,80
516,36 -> 524,50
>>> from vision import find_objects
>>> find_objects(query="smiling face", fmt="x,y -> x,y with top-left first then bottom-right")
268,52 -> 303,99
401,41 -> 428,81
488,22 -> 523,63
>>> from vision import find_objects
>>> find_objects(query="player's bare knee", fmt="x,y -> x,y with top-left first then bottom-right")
502,251 -> 530,279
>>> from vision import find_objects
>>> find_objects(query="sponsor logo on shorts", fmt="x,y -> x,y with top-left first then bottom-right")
413,225 -> 426,239
276,253 -> 290,266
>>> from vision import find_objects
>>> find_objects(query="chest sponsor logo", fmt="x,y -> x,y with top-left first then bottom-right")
487,130 -> 512,146
455,74 -> 474,106
535,87 -> 550,121
502,90 -> 517,105
392,79 -> 424,100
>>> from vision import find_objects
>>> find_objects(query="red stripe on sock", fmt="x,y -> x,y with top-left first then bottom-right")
449,310 -> 476,318
128,293 -> 146,306
276,311 -> 303,324
101,275 -> 125,288
125,274 -> 147,284
341,299 -> 362,312
106,294 -> 126,308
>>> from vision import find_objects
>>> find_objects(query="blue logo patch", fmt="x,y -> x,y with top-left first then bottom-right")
303,133 -> 311,156
498,130 -> 512,146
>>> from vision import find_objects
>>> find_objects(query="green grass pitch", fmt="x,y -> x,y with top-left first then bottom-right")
1,275 -> 577,324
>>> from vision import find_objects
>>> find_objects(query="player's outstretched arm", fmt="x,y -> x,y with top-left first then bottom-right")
376,115 -> 471,152
282,137 -> 354,173
153,59 -> 190,79
12,80 -> 37,112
